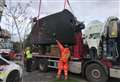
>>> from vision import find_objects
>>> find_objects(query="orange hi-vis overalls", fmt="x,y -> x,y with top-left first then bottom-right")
56,40 -> 70,80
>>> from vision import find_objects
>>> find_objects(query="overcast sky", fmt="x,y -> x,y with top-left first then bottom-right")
0,0 -> 120,41
5,0 -> 120,23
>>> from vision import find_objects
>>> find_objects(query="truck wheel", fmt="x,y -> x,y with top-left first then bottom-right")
6,70 -> 20,82
38,59 -> 48,72
32,58 -> 39,70
85,63 -> 108,82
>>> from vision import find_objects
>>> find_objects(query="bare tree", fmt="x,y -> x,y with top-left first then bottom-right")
3,1 -> 33,51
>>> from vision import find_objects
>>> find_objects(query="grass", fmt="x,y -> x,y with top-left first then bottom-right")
52,79 -> 78,82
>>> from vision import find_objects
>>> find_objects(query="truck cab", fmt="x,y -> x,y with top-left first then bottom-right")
84,20 -> 103,49
83,16 -> 120,80
84,17 -> 120,60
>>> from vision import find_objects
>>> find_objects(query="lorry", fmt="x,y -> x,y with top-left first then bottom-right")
29,9 -> 120,82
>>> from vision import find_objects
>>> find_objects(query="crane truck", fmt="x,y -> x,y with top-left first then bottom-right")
29,9 -> 120,82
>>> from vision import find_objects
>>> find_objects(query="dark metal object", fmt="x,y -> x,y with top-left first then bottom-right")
31,9 -> 78,45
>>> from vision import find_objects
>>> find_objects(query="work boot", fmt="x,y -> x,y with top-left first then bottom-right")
57,75 -> 61,80
64,75 -> 68,80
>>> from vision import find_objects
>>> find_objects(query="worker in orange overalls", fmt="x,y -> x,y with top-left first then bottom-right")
56,40 -> 70,80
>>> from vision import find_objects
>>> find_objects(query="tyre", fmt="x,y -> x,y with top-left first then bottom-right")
6,70 -> 20,82
85,63 -> 108,82
32,58 -> 39,70
38,59 -> 48,72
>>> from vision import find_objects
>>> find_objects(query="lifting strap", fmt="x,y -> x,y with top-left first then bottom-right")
36,0 -> 42,32
37,0 -> 42,19
64,0 -> 74,13
64,0 -> 67,9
